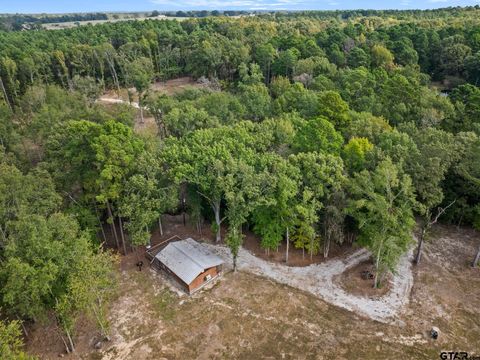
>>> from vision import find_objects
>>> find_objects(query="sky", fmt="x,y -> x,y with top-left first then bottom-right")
1,0 -> 479,14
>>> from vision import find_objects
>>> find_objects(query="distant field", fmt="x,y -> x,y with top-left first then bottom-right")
42,15 -> 191,29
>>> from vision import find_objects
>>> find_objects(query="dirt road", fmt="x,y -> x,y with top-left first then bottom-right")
205,243 -> 414,324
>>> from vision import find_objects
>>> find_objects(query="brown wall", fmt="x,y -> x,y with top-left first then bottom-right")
188,266 -> 219,293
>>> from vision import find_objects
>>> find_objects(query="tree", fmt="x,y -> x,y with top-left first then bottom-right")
125,57 -> 154,123
347,47 -> 370,68
342,137 -> 374,173
0,57 -> 19,110
163,104 -> 219,138
346,158 -> 416,288
239,83 -> 271,121
289,152 -> 345,259
60,248 -> 118,340
401,125 -> 458,264
316,91 -> 350,131
454,133 -> 480,266
144,93 -> 178,138
224,159 -> 265,270
163,125 -> 255,243
71,75 -> 102,105
371,45 -> 394,70
0,320 -> 34,360
440,42 -> 472,77
273,48 -> 299,78
119,150 -> 178,249
256,43 -> 276,83
293,117 -> 343,154
251,155 -> 299,262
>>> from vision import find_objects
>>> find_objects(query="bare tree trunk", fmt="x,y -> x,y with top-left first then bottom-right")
213,201 -> 221,243
94,202 -> 107,243
415,201 -> 456,265
324,236 -> 331,258
285,227 -> 289,264
472,245 -> 480,268
310,236 -> 313,261
0,224 -> 6,244
158,216 -> 163,236
139,94 -> 144,124
119,217 -> 127,255
105,53 -> 120,94
106,201 -> 120,250
60,335 -> 70,354
65,328 -> 75,353
415,225 -> 427,265
0,78 -> 12,111
374,242 -> 382,289
17,316 -> 28,337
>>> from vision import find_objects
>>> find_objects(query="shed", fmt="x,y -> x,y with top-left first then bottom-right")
152,238 -> 224,294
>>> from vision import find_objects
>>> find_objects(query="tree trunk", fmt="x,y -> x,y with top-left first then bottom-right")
310,236 -> 314,261
0,78 -> 12,111
0,224 -> 6,244
65,328 -> 75,353
414,225 -> 427,265
106,201 -> 120,250
105,53 -> 120,94
17,316 -> 28,337
472,245 -> 480,268
285,227 -> 289,264
119,216 -> 127,255
324,236 -> 331,258
139,94 -> 144,124
94,202 -> 107,243
374,242 -> 383,289
60,335 -> 70,354
213,201 -> 221,243
158,216 -> 163,237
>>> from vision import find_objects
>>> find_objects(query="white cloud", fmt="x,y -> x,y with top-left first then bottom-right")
150,0 -> 308,9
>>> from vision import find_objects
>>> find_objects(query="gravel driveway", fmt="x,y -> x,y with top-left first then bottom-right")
205,243 -> 414,324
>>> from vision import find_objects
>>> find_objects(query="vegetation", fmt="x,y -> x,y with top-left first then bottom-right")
0,6 -> 479,355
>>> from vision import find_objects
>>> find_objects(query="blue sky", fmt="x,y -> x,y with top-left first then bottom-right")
1,0 -> 479,14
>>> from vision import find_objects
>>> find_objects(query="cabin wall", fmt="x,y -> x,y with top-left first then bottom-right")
188,266 -> 218,293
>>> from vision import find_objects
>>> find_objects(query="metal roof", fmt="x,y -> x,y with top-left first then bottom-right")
155,238 -> 224,285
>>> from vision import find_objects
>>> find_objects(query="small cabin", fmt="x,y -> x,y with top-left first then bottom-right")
152,238 -> 224,294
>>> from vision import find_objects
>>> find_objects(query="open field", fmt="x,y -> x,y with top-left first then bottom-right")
42,16 -> 191,30
25,217 -> 480,359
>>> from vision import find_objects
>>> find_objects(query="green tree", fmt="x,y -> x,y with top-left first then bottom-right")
0,320 -> 34,360
346,158 -> 416,288
293,117 -> 343,154
163,104 -> 219,137
239,83 -> 271,121
125,57 -> 154,123
342,137 -> 374,173
371,45 -> 394,70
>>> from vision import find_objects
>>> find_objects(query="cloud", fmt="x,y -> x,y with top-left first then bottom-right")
149,0 -> 308,10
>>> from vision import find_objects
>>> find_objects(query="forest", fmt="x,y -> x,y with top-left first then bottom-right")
0,6 -> 480,358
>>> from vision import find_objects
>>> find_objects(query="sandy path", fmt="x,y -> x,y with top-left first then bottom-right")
205,243 -> 414,324
97,97 -> 141,109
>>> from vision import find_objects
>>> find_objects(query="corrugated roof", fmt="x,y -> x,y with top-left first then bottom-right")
155,238 -> 224,285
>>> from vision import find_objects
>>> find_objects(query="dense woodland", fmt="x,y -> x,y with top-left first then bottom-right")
1,7 -> 480,357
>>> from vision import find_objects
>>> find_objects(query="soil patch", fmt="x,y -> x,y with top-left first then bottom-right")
338,260 -> 392,298
150,77 -> 205,95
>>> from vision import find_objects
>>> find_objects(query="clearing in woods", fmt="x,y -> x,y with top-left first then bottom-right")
25,216 -> 480,360
97,77 -> 206,134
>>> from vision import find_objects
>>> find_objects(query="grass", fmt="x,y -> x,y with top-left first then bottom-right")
151,289 -> 176,321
